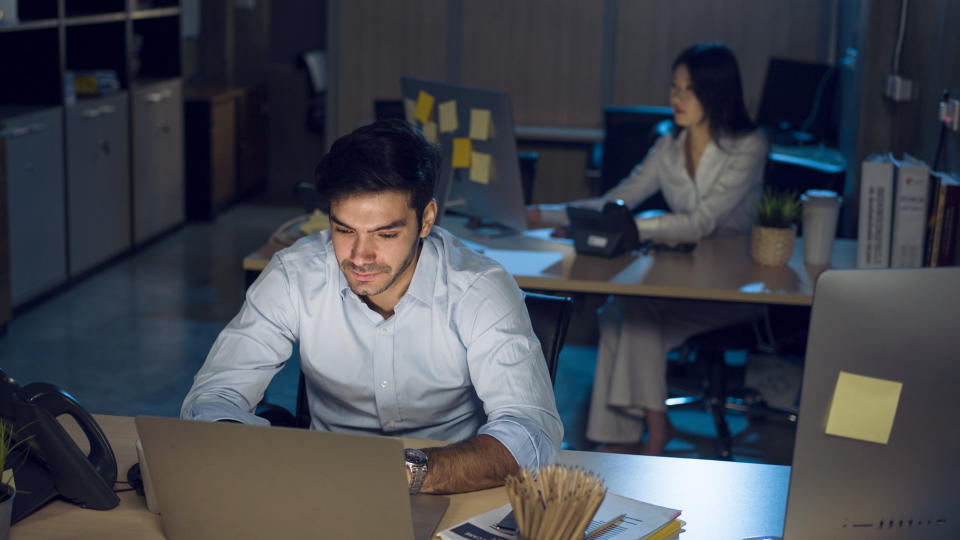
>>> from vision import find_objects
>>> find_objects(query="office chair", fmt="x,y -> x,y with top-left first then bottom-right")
595,106 -> 675,212
666,306 -> 808,460
257,291 -> 574,429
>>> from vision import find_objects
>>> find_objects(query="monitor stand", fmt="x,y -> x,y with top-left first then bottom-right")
465,216 -> 517,238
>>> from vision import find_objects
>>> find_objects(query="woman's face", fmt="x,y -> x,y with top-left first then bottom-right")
670,64 -> 706,129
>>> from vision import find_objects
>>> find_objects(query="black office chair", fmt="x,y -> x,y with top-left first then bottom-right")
666,306 -> 809,460
257,291 -> 574,429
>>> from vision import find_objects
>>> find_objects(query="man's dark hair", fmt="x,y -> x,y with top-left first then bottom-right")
672,43 -> 755,140
313,119 -> 441,221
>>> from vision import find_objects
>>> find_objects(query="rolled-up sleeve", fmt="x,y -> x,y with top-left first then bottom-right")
181,256 -> 300,424
460,270 -> 564,469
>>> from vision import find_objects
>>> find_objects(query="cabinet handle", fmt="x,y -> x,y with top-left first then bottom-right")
82,109 -> 102,119
145,89 -> 173,103
99,105 -> 116,115
28,123 -> 46,133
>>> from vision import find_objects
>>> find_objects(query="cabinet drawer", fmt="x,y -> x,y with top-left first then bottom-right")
133,80 -> 185,244
65,94 -> 131,276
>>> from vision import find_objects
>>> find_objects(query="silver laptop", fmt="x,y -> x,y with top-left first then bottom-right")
135,415 -> 449,540
783,267 -> 960,539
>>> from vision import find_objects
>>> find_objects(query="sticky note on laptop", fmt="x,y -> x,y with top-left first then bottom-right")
825,371 -> 902,444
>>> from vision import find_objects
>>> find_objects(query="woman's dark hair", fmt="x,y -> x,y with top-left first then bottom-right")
672,43 -> 755,139
313,119 -> 441,222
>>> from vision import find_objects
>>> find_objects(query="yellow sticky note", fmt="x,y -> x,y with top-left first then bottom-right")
452,138 -> 472,168
825,371 -> 902,444
469,151 -> 491,184
469,108 -> 491,140
414,91 -> 434,123
299,209 -> 330,234
403,98 -> 416,124
438,100 -> 458,133
422,121 -> 438,143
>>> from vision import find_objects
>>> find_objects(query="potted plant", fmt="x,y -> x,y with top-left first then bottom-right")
0,420 -> 29,540
751,188 -> 802,266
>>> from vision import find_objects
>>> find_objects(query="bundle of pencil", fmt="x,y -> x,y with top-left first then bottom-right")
504,465 -> 606,540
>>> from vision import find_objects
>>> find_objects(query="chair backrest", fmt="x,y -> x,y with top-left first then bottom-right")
293,291 -> 573,428
522,291 -> 573,385
600,105 -> 674,210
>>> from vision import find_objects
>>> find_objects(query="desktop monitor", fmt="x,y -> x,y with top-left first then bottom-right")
600,105 -> 674,211
756,57 -> 839,147
782,267 -> 960,539
400,77 -> 527,233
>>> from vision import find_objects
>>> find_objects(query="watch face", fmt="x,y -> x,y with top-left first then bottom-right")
404,448 -> 428,465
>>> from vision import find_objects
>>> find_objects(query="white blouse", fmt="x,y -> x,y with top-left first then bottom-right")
545,129 -> 768,241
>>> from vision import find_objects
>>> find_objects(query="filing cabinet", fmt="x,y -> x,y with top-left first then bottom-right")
65,93 -> 131,276
132,79 -> 185,245
1,107 -> 67,307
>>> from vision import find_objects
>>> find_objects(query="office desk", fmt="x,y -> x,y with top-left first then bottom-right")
12,415 -> 790,540
243,214 -> 857,306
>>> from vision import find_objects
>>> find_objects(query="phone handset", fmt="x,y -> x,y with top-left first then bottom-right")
601,199 -> 641,252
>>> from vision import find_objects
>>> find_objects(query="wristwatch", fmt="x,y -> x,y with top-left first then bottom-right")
404,448 -> 429,494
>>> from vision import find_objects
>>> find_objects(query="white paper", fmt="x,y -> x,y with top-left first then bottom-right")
437,493 -> 680,540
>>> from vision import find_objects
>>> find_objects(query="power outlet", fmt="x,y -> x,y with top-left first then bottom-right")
884,74 -> 915,102
939,98 -> 960,131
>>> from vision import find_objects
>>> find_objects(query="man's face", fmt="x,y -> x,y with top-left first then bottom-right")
330,191 -> 435,307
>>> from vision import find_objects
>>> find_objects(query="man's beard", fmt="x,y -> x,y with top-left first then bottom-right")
340,239 -> 420,298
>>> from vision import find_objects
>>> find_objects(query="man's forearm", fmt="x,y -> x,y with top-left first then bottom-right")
420,434 -> 519,494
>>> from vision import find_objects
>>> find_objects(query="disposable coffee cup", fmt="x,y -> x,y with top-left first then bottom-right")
801,189 -> 841,266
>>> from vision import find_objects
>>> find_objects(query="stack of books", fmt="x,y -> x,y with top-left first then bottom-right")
857,154 -> 960,268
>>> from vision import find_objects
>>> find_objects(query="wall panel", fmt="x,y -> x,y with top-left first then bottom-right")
459,0 -> 606,128
335,0 -> 448,136
614,0 -> 827,116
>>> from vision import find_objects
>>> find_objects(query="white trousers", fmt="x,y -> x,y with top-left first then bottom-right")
585,295 -> 763,444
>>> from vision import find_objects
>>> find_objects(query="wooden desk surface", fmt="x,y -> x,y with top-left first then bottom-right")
11,415 -> 789,540
243,214 -> 857,306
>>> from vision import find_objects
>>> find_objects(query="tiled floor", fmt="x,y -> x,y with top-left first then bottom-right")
0,200 -> 798,465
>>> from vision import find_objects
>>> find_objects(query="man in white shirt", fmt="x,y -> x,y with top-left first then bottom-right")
182,120 -> 563,494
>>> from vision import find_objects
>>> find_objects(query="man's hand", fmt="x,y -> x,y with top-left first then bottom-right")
418,434 -> 519,494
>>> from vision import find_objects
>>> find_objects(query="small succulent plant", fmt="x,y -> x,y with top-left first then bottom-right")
755,188 -> 802,229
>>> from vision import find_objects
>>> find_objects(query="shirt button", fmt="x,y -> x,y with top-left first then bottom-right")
387,421 -> 396,429
380,380 -> 388,388
380,327 -> 389,335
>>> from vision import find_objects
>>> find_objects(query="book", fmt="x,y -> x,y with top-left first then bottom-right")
890,154 -> 930,268
857,154 -> 896,268
925,172 -> 960,266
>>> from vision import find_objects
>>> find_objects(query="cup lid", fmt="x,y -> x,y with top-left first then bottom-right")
802,189 -> 841,205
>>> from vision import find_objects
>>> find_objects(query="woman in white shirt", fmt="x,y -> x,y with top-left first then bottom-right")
528,43 -> 768,455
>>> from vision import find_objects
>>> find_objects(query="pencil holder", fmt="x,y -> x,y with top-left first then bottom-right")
504,465 -> 606,540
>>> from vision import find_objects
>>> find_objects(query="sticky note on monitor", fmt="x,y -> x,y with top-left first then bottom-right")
469,108 -> 491,140
422,121 -> 438,143
438,100 -> 458,133
414,91 -> 435,123
824,371 -> 902,444
470,151 -> 491,184
403,98 -> 416,124
452,138 -> 472,168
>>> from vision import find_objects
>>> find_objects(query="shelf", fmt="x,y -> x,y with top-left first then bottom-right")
0,19 -> 59,33
64,12 -> 128,26
131,7 -> 181,20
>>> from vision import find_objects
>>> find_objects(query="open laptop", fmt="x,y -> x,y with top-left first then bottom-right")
781,267 -> 959,539
135,415 -> 449,540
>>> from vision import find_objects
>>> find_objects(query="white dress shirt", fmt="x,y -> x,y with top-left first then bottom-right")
544,129 -> 768,240
181,226 -> 563,469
